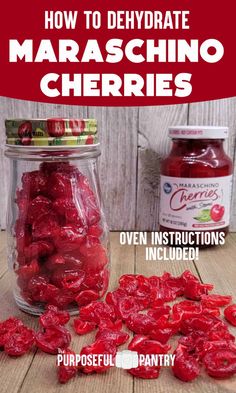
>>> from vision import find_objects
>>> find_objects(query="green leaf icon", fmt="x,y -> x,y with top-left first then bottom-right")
194,209 -> 211,222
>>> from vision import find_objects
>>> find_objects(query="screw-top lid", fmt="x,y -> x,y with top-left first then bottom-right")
168,126 -> 229,139
5,118 -> 98,148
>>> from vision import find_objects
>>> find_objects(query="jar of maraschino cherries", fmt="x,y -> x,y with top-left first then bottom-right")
5,118 -> 109,315
159,126 -> 233,239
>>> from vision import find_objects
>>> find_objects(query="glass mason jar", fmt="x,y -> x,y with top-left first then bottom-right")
5,118 -> 109,315
159,126 -> 233,241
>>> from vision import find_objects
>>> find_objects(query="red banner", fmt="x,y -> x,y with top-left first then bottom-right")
0,0 -> 235,105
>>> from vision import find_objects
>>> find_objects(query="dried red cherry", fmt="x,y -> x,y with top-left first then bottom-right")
95,329 -> 129,346
79,301 -> 116,324
126,313 -> 157,335
98,319 -> 122,331
4,325 -> 35,357
55,225 -> 86,252
224,304 -> 236,327
80,339 -> 117,374
22,170 -> 48,197
73,318 -> 96,335
0,317 -> 24,347
128,366 -> 160,379
201,294 -> 232,307
36,325 -> 71,354
16,259 -> 40,281
27,196 -> 52,224
75,290 -> 99,306
32,213 -> 60,240
204,349 -> 236,379
58,348 -> 77,384
39,305 -> 70,328
172,344 -> 200,382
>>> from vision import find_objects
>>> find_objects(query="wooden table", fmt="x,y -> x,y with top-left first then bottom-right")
1,231 -> 236,393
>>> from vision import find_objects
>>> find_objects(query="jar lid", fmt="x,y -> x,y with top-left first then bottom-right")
5,118 -> 98,148
168,126 -> 229,139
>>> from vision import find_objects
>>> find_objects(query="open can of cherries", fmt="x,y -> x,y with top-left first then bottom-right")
5,118 -> 109,315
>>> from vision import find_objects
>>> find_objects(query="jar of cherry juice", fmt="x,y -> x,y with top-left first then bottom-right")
159,126 -> 233,240
5,118 -> 109,315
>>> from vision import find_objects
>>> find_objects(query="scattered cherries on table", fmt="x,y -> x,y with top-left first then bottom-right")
1,270 -> 236,384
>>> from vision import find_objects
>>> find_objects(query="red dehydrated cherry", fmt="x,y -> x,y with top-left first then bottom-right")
36,325 -> 71,354
39,305 -> 70,328
106,289 -> 142,320
27,196 -> 52,224
95,329 -> 129,346
44,253 -> 66,271
53,197 -> 84,225
15,191 -> 30,220
200,340 -> 236,361
16,259 -> 40,281
73,318 -> 96,335
80,236 -> 108,273
128,366 -> 160,379
128,335 -> 170,354
80,339 -> 117,374
204,349 -> 236,379
4,325 -> 35,356
126,313 -> 157,335
173,300 -> 202,320
61,270 -> 85,293
79,301 -> 116,324
98,318 -> 122,331
49,171 -> 74,199
119,274 -> 139,294
172,344 -> 200,382
51,267 -> 84,291
87,224 -> 103,238
160,272 -> 185,297
60,250 -> 83,271
58,348 -> 78,384
224,304 -> 236,327
78,179 -> 101,225
184,280 -> 213,301
49,290 -> 75,309
55,225 -> 86,253
147,305 -> 171,320
128,336 -> 169,379
32,213 -> 60,240
201,294 -> 232,307
75,290 -> 99,306
180,315 -> 225,335
21,170 -> 48,197
24,241 -> 54,261
0,317 -> 24,347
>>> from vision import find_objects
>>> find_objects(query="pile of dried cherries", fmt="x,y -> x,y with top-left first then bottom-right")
1,270 -> 236,383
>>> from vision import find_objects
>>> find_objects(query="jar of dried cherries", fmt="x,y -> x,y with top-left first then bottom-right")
5,118 -> 109,315
159,126 -> 233,237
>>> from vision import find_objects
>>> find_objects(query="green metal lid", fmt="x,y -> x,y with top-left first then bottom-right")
5,118 -> 98,147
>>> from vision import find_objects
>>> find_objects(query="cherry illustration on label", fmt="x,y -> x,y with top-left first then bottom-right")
210,204 -> 225,222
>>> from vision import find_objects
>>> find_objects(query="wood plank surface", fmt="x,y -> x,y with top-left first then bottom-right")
0,231 -> 236,392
